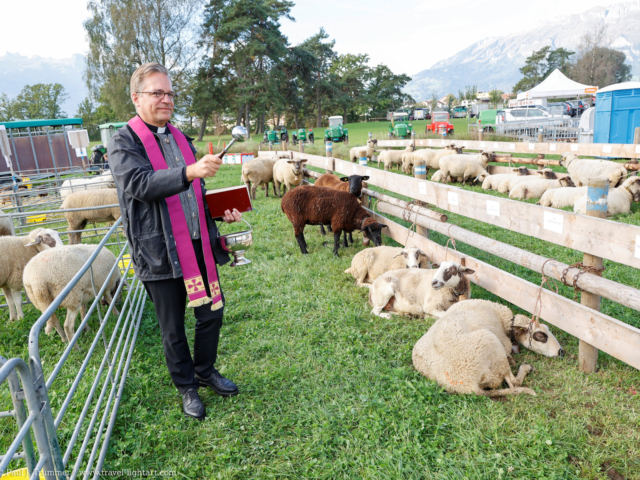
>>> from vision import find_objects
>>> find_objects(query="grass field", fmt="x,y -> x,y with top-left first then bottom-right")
2,158 -> 639,479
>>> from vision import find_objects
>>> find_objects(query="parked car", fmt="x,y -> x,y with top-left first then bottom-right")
478,109 -> 503,132
548,102 -> 574,117
567,101 -> 586,116
426,112 -> 454,135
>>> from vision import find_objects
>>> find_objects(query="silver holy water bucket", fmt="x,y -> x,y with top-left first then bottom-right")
218,219 -> 253,266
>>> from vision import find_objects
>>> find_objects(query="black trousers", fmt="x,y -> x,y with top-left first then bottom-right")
143,239 -> 225,394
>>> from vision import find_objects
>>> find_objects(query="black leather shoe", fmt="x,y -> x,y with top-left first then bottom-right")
182,388 -> 206,420
196,368 -> 239,397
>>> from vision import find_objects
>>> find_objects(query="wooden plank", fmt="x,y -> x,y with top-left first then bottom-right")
373,211 -> 640,371
376,139 -> 640,160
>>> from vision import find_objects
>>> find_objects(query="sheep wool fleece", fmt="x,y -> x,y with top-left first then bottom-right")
128,116 -> 222,310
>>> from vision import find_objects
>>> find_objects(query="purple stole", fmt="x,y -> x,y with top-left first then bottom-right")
128,116 -> 223,311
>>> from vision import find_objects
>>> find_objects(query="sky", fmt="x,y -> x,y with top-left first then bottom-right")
0,0 -> 634,75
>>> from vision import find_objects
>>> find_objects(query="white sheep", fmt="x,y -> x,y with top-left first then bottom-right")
439,151 -> 493,185
60,171 -> 115,200
538,186 -> 588,208
509,176 -> 576,200
349,139 -> 378,163
430,170 -> 463,183
344,246 -> 429,287
24,244 -> 122,345
241,158 -> 277,199
369,260 -> 474,319
61,188 -> 121,245
378,145 -> 415,171
0,209 -> 12,236
412,299 -> 564,397
561,153 -> 627,187
411,145 -> 463,176
481,167 -> 530,190
0,228 -> 63,321
497,168 -> 557,193
573,177 -> 640,216
273,157 -> 308,197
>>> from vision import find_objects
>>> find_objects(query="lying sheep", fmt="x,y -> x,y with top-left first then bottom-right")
497,168 -> 557,193
349,139 -> 378,163
430,170 -> 463,183
410,145 -> 463,177
0,228 -> 63,321
0,209 -> 12,236
345,246 -> 429,287
61,188 -> 121,245
60,171 -> 115,200
561,153 -> 627,187
281,185 -> 387,256
509,176 -> 575,200
273,156 -> 307,197
378,145 -> 415,171
538,186 -> 588,208
574,176 -> 640,216
439,151 -> 493,185
481,167 -> 530,190
369,260 -> 473,319
241,158 -> 277,199
314,173 -> 370,244
24,244 -> 122,345
412,299 -> 564,397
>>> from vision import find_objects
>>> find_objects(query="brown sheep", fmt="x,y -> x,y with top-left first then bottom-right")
281,185 -> 387,256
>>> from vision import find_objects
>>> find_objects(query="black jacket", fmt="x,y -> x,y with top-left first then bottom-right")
108,123 -> 230,281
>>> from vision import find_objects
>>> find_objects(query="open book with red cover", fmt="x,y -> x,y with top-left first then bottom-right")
205,185 -> 253,220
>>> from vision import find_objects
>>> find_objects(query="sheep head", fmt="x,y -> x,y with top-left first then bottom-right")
340,174 -> 370,198
360,217 -> 387,247
535,168 -> 557,179
560,153 -> 578,168
406,144 -> 416,152
559,177 -> 575,187
479,151 -> 494,167
454,146 -> 465,154
623,176 -> 640,202
513,166 -> 530,176
24,228 -> 63,250
393,247 -> 426,269
430,261 -> 475,290
473,169 -> 490,184
286,158 -> 308,177
512,315 -> 564,357
367,139 -> 378,148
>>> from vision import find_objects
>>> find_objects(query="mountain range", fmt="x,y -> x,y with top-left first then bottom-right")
404,1 -> 640,102
0,52 -> 87,118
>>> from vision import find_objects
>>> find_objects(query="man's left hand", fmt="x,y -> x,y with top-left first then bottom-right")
222,208 -> 242,224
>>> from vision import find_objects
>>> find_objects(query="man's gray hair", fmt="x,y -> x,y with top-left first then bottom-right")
130,63 -> 170,95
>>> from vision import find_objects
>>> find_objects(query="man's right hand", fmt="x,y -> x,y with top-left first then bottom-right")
186,154 -> 223,182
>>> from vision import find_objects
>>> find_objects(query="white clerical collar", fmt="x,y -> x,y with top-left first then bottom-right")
157,126 -> 166,134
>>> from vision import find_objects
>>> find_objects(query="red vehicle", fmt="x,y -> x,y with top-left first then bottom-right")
425,112 -> 454,135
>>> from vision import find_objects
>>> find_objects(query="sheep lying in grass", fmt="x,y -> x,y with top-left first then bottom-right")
273,157 -> 307,197
241,158 -> 277,199
369,260 -> 473,319
439,151 -> 493,185
538,186 -> 588,208
0,209 -> 12,236
509,176 -> 576,200
481,167 -> 530,190
410,145 -> 463,176
345,246 -> 429,287
60,171 -> 115,200
281,185 -> 387,256
0,228 -> 63,321
379,145 -> 415,171
573,177 -> 640,216
61,188 -> 121,245
497,168 -> 557,193
412,299 -> 564,397
430,170 -> 463,183
24,244 -> 122,345
561,153 -> 627,187
349,139 -> 378,163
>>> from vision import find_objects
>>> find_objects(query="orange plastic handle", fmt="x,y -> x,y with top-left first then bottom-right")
208,142 -> 213,155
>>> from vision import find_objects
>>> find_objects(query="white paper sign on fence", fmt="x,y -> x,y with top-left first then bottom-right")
419,182 -> 427,194
366,169 -> 372,177
543,211 -> 563,234
480,142 -> 486,148
447,191 -> 459,206
493,142 -> 499,148
635,236 -> 640,259
602,145 -> 612,153
636,145 -> 640,154
571,144 -> 578,151
486,200 -> 500,217
549,144 -> 557,151
352,165 -> 357,173
529,143 -> 535,150
509,143 -> 515,150
75,147 -> 82,157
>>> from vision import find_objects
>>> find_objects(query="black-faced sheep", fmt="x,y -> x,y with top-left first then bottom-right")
345,246 -> 429,287
0,228 -> 63,321
281,185 -> 387,256
412,299 -> 564,397
369,260 -> 474,319
561,153 -> 627,187
273,157 -> 307,197
61,188 -> 121,245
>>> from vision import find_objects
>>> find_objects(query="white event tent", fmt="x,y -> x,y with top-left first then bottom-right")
516,69 -> 598,100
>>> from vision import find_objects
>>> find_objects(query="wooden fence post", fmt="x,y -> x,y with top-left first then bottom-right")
325,141 -> 332,158
299,138 -> 304,154
538,127 -> 544,143
634,127 -> 640,145
580,176 -> 608,373
359,149 -> 368,167
478,128 -> 484,142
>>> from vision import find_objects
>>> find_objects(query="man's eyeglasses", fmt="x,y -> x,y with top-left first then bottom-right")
137,90 -> 176,101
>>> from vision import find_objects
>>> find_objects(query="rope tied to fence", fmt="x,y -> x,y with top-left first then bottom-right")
529,258 -> 560,342
444,224 -> 458,260
401,200 -> 419,245
560,262 -> 606,301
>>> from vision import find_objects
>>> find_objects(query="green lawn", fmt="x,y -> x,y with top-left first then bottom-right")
3,162 -> 639,479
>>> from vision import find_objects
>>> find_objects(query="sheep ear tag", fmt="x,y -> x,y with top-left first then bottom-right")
340,177 -> 349,182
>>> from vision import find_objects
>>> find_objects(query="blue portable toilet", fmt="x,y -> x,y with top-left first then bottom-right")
594,82 -> 640,144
